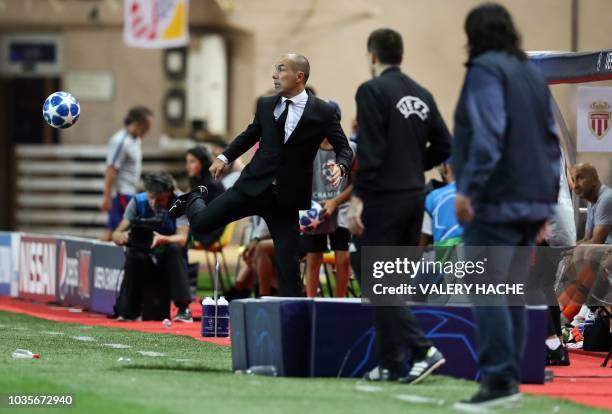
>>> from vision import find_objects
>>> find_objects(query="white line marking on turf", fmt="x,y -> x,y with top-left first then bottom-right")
42,331 -> 65,335
137,351 -> 165,357
354,384 -> 383,393
71,336 -> 95,342
173,358 -> 191,362
395,394 -> 445,405
102,343 -> 131,349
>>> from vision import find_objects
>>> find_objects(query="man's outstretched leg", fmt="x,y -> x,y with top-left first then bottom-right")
177,187 -> 263,237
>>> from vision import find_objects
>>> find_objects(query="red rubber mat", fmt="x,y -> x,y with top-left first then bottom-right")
0,296 -> 230,347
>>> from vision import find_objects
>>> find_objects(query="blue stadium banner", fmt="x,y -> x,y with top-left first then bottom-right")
0,232 -> 20,297
56,237 -> 94,308
90,242 -> 125,315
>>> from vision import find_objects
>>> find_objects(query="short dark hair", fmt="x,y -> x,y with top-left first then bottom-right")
124,106 -> 153,126
465,3 -> 527,61
143,172 -> 174,195
367,28 -> 403,65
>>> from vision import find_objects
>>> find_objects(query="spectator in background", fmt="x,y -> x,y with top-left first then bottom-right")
420,160 -> 463,249
531,151 -> 575,366
100,106 -> 153,241
226,216 -> 278,299
303,101 -> 356,298
112,172 -> 192,323
558,163 -> 612,321
185,146 -> 226,248
452,4 -> 560,409
207,136 -> 244,189
572,163 -> 612,245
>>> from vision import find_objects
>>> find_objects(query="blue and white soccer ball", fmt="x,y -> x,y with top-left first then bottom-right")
42,91 -> 80,129
299,200 -> 326,233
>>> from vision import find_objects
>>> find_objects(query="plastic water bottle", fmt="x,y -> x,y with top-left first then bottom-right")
201,296 -> 230,337
216,296 -> 230,337
201,297 -> 216,337
246,365 -> 278,376
11,349 -> 40,359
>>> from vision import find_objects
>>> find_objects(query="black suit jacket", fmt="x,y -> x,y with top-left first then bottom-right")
223,93 -> 353,209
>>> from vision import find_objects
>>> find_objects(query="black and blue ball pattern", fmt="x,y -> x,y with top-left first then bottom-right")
299,200 -> 325,233
42,91 -> 80,129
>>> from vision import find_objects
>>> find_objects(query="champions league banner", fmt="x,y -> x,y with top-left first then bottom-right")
18,235 -> 57,302
0,232 -> 20,297
56,237 -> 94,308
90,242 -> 125,315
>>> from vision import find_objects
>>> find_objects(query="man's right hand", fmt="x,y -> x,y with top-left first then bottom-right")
210,158 -> 227,180
100,196 -> 112,212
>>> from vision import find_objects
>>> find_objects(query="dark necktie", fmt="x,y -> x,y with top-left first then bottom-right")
276,99 -> 292,140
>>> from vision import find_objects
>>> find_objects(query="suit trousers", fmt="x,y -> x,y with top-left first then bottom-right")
351,192 -> 432,370
186,185 -> 303,297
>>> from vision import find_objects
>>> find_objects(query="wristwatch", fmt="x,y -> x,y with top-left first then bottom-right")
338,164 -> 347,177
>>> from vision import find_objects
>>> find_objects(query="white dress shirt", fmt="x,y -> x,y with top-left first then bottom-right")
273,88 -> 309,143
217,89 -> 309,164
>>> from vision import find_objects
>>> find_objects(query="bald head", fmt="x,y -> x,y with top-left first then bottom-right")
571,163 -> 598,179
571,163 -> 601,202
272,54 -> 310,97
284,53 -> 310,83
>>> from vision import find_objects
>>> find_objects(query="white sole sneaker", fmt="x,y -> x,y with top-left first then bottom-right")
453,392 -> 522,413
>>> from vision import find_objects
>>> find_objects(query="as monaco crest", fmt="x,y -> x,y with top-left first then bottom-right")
588,101 -> 610,139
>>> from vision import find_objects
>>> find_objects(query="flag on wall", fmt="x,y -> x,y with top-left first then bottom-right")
124,0 -> 189,49
577,86 -> 612,152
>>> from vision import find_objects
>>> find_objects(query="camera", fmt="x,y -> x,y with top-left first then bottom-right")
127,217 -> 163,251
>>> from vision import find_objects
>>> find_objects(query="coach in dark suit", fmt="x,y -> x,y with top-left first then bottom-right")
178,53 -> 353,297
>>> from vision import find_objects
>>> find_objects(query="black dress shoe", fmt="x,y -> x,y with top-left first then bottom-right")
169,185 -> 208,218
546,344 -> 570,366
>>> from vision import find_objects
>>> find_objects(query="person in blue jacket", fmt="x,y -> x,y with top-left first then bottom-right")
452,3 -> 560,410
112,172 -> 193,323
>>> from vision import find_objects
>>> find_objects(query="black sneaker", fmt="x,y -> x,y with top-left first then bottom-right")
363,365 -> 401,382
453,384 -> 522,412
116,315 -> 142,322
546,345 -> 570,366
398,346 -> 446,384
169,186 -> 208,218
173,308 -> 193,323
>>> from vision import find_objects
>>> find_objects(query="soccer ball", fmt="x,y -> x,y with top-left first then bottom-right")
42,91 -> 80,129
299,200 -> 325,233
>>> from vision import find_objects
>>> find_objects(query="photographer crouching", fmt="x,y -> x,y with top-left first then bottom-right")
112,172 -> 193,322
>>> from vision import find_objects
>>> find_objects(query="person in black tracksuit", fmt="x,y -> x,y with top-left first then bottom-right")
347,28 -> 451,383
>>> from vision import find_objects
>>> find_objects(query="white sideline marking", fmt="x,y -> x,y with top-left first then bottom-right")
102,343 -> 131,349
173,358 -> 191,362
71,336 -> 95,342
395,394 -> 445,405
137,351 -> 165,357
42,331 -> 65,336
354,384 -> 383,393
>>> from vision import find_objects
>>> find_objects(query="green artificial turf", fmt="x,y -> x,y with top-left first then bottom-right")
0,311 -> 607,414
